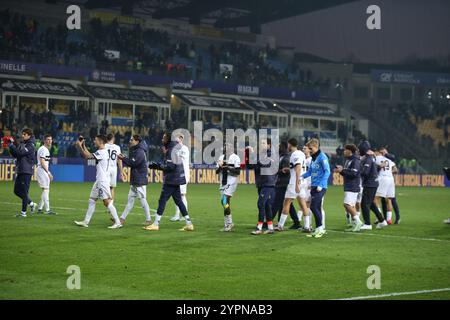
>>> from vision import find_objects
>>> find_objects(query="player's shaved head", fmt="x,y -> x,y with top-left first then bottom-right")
96,134 -> 107,145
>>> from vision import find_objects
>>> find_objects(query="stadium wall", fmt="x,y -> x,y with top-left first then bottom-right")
0,60 -> 319,101
0,158 -> 448,187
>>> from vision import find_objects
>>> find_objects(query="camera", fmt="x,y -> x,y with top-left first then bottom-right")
78,135 -> 85,142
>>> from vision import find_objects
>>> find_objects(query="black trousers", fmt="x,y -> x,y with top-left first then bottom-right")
310,187 -> 326,228
156,184 -> 187,216
272,186 -> 298,224
381,197 -> 401,222
14,173 -> 32,212
257,187 -> 275,222
361,186 -> 383,225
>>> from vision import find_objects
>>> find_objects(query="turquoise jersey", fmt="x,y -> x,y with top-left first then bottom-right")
302,150 -> 330,189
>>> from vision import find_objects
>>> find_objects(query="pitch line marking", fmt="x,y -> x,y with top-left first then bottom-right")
0,201 -> 76,211
334,287 -> 450,300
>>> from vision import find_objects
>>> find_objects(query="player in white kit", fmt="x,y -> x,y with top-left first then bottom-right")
74,135 -> 122,229
36,134 -> 56,215
216,143 -> 241,232
298,145 -> 312,232
105,133 -> 123,204
170,134 -> 190,222
275,138 -> 305,231
375,151 -> 397,224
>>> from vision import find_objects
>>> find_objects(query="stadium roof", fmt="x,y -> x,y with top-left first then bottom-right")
80,0 -> 360,31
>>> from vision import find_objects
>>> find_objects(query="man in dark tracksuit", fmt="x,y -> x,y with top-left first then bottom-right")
246,139 -> 278,235
335,144 -> 363,231
379,148 -> 401,224
272,142 -> 299,228
118,135 -> 152,225
9,128 -> 37,217
146,132 -> 194,231
358,141 -> 386,230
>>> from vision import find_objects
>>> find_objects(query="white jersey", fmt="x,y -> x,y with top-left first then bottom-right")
376,155 -> 395,179
92,148 -> 110,183
217,153 -> 241,186
37,146 -> 50,169
178,144 -> 190,183
105,143 -> 121,171
289,150 -> 306,185
302,156 -> 312,186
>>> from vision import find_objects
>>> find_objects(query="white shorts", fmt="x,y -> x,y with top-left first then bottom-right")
285,184 -> 301,199
37,167 -> 50,189
180,183 -> 188,194
128,185 -> 146,199
109,168 -> 117,188
344,191 -> 359,206
90,181 -> 112,200
220,183 -> 237,197
357,186 -> 363,203
376,177 -> 395,198
299,184 -> 311,201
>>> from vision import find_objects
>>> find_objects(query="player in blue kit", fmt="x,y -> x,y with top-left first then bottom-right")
301,138 -> 330,238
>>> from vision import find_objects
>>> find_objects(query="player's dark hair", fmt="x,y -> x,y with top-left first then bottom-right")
266,138 -> 272,146
163,131 -> 172,142
106,133 -> 114,142
344,144 -> 357,154
132,134 -> 142,142
44,134 -> 52,140
96,134 -> 107,144
22,128 -> 33,136
287,138 -> 298,147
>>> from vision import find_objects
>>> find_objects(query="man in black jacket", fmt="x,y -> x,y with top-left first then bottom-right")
335,144 -> 363,231
118,135 -> 152,226
9,128 -> 37,217
358,141 -> 387,230
145,132 -> 194,232
271,141 -> 299,227
246,138 -> 277,235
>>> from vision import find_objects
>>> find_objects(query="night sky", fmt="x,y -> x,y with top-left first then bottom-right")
261,0 -> 450,64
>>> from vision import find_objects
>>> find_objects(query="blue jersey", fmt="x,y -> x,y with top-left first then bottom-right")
302,150 -> 330,189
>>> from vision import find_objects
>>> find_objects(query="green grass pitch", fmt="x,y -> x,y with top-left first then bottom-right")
0,182 -> 449,300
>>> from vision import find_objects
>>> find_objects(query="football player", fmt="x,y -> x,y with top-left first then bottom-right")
301,138 -> 330,238
334,144 -> 362,231
36,134 -> 56,215
246,138 -> 277,235
374,150 -> 397,225
105,133 -> 123,205
145,132 -> 194,231
118,135 -> 152,226
74,135 -> 122,229
275,138 -> 305,231
216,142 -> 241,232
170,134 -> 190,222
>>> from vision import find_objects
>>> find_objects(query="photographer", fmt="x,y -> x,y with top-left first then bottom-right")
8,128 -> 37,217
